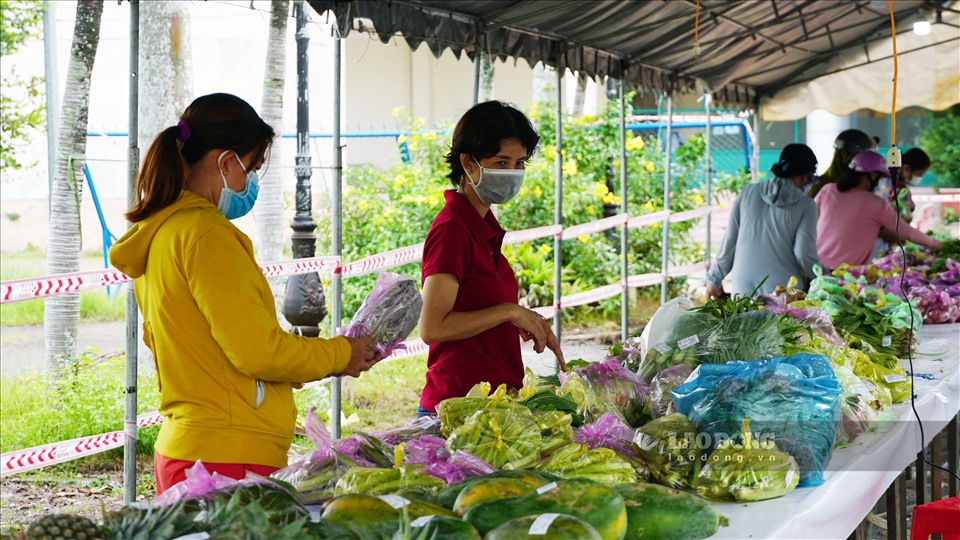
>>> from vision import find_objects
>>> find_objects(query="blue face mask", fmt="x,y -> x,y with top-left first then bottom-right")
217,151 -> 259,220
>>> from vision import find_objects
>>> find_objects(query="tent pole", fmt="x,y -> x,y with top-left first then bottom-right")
660,94 -> 673,306
472,53 -> 481,105
704,94 -> 712,284
42,0 -> 59,213
331,27 -> 344,439
552,64 -> 563,369
123,0 -> 140,505
752,109 -> 760,183
618,79 -> 628,342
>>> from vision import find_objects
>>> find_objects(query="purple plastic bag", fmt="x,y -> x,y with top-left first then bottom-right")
372,415 -> 442,446
574,357 -> 650,427
403,435 -> 496,484
153,461 -> 240,506
271,408 -> 355,504
340,272 -> 423,356
572,412 -> 649,479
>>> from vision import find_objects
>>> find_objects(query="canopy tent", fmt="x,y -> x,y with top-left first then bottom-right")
307,0 -> 960,117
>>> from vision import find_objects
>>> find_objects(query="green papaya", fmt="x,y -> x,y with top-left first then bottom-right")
485,514 -> 602,540
321,493 -> 457,535
613,483 -> 729,540
452,477 -> 537,516
408,515 -> 481,540
435,470 -> 560,509
464,478 -> 627,540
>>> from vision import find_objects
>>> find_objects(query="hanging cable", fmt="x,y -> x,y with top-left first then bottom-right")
693,0 -> 702,58
887,0 -> 960,487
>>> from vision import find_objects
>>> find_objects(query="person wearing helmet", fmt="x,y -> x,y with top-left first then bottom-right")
707,144 -> 823,298
807,129 -> 875,198
815,150 -> 941,270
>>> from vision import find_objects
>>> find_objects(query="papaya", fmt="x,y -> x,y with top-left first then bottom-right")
464,478 -> 627,540
613,482 -> 729,540
435,470 -> 560,509
452,477 -> 538,516
392,486 -> 437,505
321,493 -> 458,537
409,515 -> 481,540
485,514 -> 602,540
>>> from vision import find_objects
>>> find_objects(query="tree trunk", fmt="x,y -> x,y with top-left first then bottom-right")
137,1 -> 193,367
256,0 -> 289,320
532,61 -> 554,105
44,0 -> 103,377
478,53 -> 494,102
572,71 -> 588,118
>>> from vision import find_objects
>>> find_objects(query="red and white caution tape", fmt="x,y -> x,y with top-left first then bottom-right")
668,262 -> 707,278
561,214 -> 627,240
1,412 -> 163,477
0,256 -> 342,305
669,206 -> 712,223
913,194 -> 960,202
504,225 -> 563,245
628,272 -> 665,288
561,283 -> 624,308
342,244 -> 424,278
531,305 -> 557,319
627,210 -> 670,229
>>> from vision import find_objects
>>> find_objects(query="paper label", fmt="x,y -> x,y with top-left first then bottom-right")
863,381 -> 876,392
536,482 -> 559,495
849,383 -> 871,396
784,462 -> 797,489
654,342 -> 671,354
884,373 -> 907,384
882,335 -> 892,347
528,513 -> 562,535
378,495 -> 411,509
677,334 -> 700,350
410,515 -> 434,527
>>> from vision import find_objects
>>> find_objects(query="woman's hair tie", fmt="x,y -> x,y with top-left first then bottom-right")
176,120 -> 191,143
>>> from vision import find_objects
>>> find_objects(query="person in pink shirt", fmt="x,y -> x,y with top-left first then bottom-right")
815,151 -> 941,270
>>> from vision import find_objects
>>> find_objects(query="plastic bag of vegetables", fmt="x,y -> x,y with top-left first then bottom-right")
557,371 -> 623,425
697,310 -> 784,364
535,443 -> 637,485
604,336 -> 644,373
573,412 -> 650,479
333,466 -> 446,496
648,364 -> 693,419
372,415 -> 442,446
563,357 -> 649,427
534,410 -> 575,456
271,408 -> 359,504
637,297 -> 719,382
693,419 -> 800,502
339,272 -> 423,356
671,354 -> 842,487
437,383 -> 530,437
634,412 -> 701,488
445,408 -> 542,470
402,435 -> 497,485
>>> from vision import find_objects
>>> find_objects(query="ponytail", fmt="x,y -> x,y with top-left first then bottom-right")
125,127 -> 187,223
836,168 -> 861,192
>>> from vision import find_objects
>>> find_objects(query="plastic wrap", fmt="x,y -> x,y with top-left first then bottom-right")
332,466 -> 446,496
648,364 -> 693,419
634,412 -> 701,488
339,272 -> 423,356
445,408 -> 542,470
332,431 -> 394,469
402,435 -> 497,485
534,410 -> 575,455
698,310 -> 785,364
566,357 -> 649,427
557,371 -> 623,425
153,460 -> 241,506
604,336 -> 644,373
372,415 -> 442,446
437,384 -> 529,437
693,419 -> 800,502
638,297 -> 720,382
271,408 -> 357,504
534,443 -> 637,485
671,354 -> 843,487
573,412 -> 649,479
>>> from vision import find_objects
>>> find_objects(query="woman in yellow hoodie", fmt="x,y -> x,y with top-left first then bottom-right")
110,93 -> 380,494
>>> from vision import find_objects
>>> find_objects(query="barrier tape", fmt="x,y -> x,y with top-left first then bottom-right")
504,225 -> 563,245
561,214 -> 627,240
1,412 -> 163,477
342,244 -> 424,278
669,207 -> 713,223
627,210 -> 670,229
628,272 -> 665,288
561,283 -> 624,308
912,194 -> 960,202
0,256 -> 342,305
668,262 -> 708,278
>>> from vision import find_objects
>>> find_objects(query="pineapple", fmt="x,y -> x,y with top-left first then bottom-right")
24,513 -> 103,540
100,501 -> 199,540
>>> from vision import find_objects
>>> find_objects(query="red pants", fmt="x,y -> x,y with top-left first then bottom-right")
154,453 -> 279,495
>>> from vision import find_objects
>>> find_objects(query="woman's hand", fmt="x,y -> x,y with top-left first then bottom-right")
512,306 -> 566,371
341,335 -> 383,378
706,284 -> 726,300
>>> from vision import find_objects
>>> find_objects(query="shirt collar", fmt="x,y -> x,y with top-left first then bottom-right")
444,189 -> 505,246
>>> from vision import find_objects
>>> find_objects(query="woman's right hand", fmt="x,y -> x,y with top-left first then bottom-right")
510,305 -> 566,371
341,335 -> 381,378
706,284 -> 726,300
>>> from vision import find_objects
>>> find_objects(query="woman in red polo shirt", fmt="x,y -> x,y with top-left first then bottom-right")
417,101 -> 566,416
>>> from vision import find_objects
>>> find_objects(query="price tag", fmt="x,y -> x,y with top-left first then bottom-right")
378,495 -> 411,509
882,335 -> 892,347
677,335 -> 700,350
654,342 -> 671,354
849,383 -> 871,396
410,515 -> 434,527
528,513 -> 562,535
863,381 -> 876,392
884,373 -> 907,384
536,482 -> 558,495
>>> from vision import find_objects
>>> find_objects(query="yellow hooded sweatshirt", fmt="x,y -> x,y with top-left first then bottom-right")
109,190 -> 351,468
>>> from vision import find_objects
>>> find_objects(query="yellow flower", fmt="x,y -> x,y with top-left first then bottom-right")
409,140 -> 419,151
626,136 -> 645,151
542,146 -> 558,160
562,159 -> 578,177
358,200 -> 369,211
586,205 -> 596,215
519,186 -> 530,197
642,201 -> 655,212
345,185 -> 356,196
428,197 -> 439,206
397,134 -> 407,144
719,201 -> 727,209
384,207 -> 397,216
644,161 -> 656,172
593,182 -> 610,199
533,186 -> 544,198
394,179 -> 405,190
602,192 -> 617,205
578,235 -> 590,243
693,193 -> 704,206
425,132 -> 437,142
613,160 -> 620,169
538,244 -> 552,255
650,222 -> 660,229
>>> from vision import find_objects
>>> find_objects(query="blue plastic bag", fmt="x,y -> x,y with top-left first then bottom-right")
671,353 -> 842,487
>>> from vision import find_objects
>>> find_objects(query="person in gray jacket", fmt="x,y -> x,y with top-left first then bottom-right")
707,144 -> 822,298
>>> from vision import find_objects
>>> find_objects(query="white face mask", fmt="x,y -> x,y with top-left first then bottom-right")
465,158 -> 525,205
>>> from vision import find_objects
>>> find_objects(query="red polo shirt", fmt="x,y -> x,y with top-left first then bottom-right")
419,190 -> 522,412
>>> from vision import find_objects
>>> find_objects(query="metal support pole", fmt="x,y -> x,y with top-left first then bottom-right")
704,94 -> 713,278
43,0 -> 59,212
552,65 -> 563,368
752,108 -> 761,183
330,34 -> 344,438
472,53 -> 481,105
123,0 -> 140,505
284,0 -> 328,397
660,95 -> 673,306
618,79 -> 628,342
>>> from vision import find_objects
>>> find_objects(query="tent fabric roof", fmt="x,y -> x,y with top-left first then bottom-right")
307,0 -> 953,110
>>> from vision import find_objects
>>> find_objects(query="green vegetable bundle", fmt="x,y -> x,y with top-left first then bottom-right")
698,310 -> 784,364
693,419 -> 800,502
634,413 -> 701,488
535,443 -> 637,485
333,466 -> 446,497
445,408 -> 542,470
520,390 -> 584,426
534,410 -> 575,455
437,384 -> 530,437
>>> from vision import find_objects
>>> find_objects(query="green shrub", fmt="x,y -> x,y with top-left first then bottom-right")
921,107 -> 960,188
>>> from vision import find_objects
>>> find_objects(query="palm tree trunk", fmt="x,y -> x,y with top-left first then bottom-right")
256,0 -> 289,317
573,72 -> 588,118
479,53 -> 494,102
44,0 -> 103,377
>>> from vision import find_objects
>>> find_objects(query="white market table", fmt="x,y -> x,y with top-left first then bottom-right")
709,323 -> 960,540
